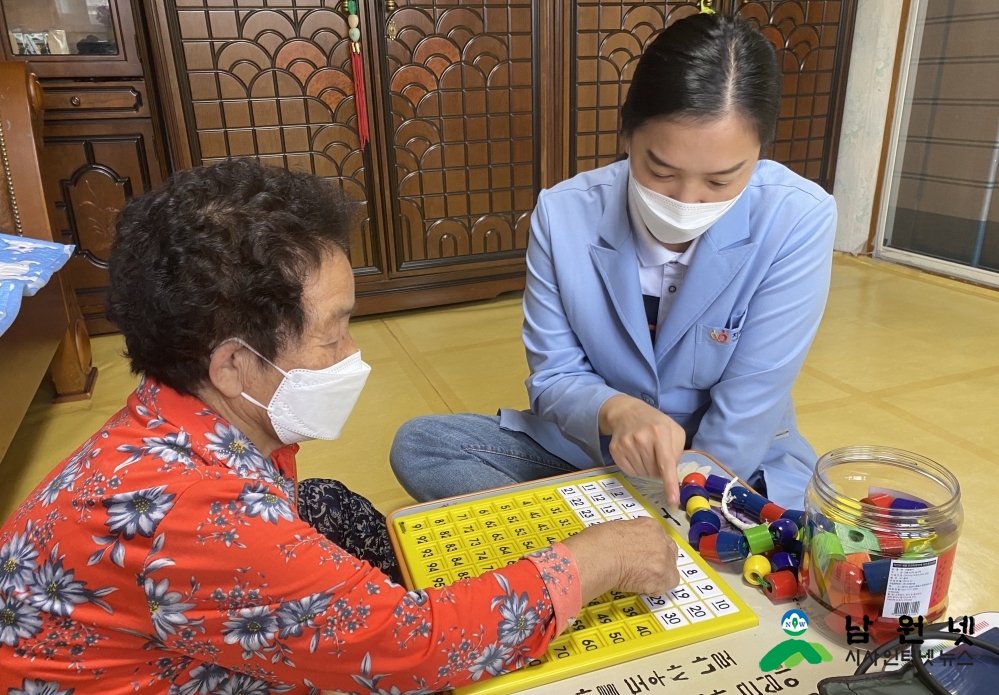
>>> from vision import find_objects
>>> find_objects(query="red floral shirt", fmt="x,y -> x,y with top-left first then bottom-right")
0,379 -> 580,695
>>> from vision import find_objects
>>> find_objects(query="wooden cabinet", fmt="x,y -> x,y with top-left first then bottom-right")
0,0 -> 170,334
146,0 -> 855,319
13,0 -> 856,330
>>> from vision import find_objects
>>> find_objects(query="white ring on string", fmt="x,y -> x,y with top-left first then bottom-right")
719,477 -> 754,531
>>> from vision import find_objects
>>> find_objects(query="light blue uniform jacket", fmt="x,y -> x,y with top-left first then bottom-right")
499,159 -> 837,509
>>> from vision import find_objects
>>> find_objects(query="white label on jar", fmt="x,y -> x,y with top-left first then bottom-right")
884,558 -> 938,618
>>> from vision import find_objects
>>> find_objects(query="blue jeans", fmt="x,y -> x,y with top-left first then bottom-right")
390,414 -> 578,502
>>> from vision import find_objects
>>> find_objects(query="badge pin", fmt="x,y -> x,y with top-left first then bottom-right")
709,328 -> 729,344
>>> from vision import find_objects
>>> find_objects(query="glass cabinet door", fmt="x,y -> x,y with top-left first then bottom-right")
3,0 -> 117,56
0,0 -> 141,77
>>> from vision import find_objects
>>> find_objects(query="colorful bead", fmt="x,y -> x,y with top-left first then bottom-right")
845,552 -> 871,567
891,497 -> 929,511
835,522 -> 881,555
810,512 -> 835,533
781,509 -> 806,527
685,495 -> 710,516
744,524 -> 775,554
762,571 -> 798,601
743,555 -> 772,585
743,494 -> 769,521
348,27 -> 361,41
759,502 -> 786,524
704,474 -> 730,498
682,472 -> 707,489
812,532 -> 846,574
679,484 -> 709,508
699,531 -> 749,563
768,518 -> 798,546
770,551 -> 797,574
862,558 -> 892,594
826,561 -> 864,607
861,494 -> 893,509
872,531 -> 905,558
688,522 -> 718,549
727,486 -> 751,509
689,509 -> 721,531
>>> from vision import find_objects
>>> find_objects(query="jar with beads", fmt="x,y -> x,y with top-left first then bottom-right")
799,446 -> 963,644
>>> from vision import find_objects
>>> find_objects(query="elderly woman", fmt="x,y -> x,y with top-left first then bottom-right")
0,159 -> 678,695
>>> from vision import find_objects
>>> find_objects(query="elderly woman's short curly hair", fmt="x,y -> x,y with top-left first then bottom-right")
106,158 -> 358,396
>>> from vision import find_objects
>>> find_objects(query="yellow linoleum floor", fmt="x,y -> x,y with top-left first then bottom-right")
3,254 -> 999,616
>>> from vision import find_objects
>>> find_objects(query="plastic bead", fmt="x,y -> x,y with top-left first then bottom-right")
835,522 -> 881,555
682,472 -> 707,489
845,552 -> 871,567
827,561 -> 864,607
768,518 -> 798,546
685,496 -> 710,516
861,494 -> 893,509
679,484 -> 709,508
759,502 -> 786,524
891,497 -> 928,511
744,524 -> 775,554
810,512 -> 835,533
700,531 -> 748,563
901,534 -> 936,555
688,522 -> 719,549
872,531 -> 905,558
689,509 -> 721,531
863,558 -> 892,594
727,486 -> 751,509
743,494 -> 769,521
743,555 -> 772,585
762,571 -> 798,601
781,509 -> 806,527
704,474 -> 730,498
770,551 -> 797,574
812,532 -> 846,574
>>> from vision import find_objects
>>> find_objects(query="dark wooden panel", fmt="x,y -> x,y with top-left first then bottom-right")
570,1 -> 702,175
738,0 -> 856,191
42,81 -> 148,118
381,0 -> 539,273
41,119 -> 162,334
164,0 -> 384,278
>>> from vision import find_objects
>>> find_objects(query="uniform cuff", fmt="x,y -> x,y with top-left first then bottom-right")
525,541 -> 582,635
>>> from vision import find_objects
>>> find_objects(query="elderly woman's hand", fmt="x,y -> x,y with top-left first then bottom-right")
560,517 -> 680,602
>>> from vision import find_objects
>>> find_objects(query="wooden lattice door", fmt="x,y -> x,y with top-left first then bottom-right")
156,0 -> 544,313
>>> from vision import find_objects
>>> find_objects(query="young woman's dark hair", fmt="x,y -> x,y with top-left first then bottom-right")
621,13 -> 782,148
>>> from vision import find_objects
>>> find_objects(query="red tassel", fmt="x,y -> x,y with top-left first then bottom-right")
351,45 -> 369,149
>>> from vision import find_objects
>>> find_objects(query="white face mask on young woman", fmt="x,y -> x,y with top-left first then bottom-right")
628,168 -> 745,245
228,338 -> 371,445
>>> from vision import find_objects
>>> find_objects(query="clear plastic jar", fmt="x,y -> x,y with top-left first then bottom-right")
799,446 -> 962,644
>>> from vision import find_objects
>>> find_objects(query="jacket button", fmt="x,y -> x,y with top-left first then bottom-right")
641,394 -> 656,406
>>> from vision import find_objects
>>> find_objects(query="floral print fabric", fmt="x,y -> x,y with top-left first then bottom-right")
295,479 -> 402,585
0,380 -> 579,695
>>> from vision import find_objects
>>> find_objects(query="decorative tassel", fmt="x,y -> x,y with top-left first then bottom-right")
347,1 -> 369,149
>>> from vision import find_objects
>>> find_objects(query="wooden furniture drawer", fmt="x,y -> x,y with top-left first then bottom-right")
41,81 -> 148,118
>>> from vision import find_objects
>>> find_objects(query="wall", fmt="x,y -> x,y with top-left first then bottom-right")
832,0 -> 905,253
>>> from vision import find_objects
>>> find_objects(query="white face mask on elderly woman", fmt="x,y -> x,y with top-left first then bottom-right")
226,338 -> 371,445
628,168 -> 744,245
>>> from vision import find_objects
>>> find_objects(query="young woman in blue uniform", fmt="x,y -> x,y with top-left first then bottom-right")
391,12 -> 837,510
